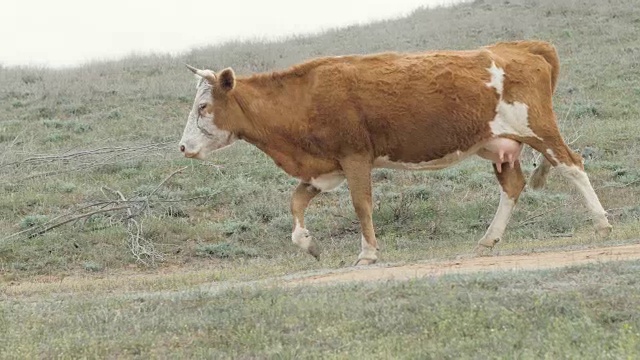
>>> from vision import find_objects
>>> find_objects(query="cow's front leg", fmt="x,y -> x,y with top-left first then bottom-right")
475,160 -> 526,254
341,155 -> 378,266
291,182 -> 321,259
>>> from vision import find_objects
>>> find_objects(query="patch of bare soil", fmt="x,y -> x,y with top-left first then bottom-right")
287,243 -> 640,286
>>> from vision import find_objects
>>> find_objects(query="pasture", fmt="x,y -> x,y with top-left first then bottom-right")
1,0 -> 640,357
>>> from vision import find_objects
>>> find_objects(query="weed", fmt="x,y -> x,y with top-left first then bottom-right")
83,261 -> 104,272
42,119 -> 91,133
19,215 -> 49,230
195,242 -> 258,259
0,0 -> 638,278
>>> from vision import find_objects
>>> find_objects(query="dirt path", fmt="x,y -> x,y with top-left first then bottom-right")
285,243 -> 640,286
6,243 -> 640,299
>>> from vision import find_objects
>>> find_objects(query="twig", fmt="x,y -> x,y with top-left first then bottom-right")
27,206 -> 132,238
1,142 -> 172,168
148,166 -> 188,198
515,199 -> 580,228
597,178 -> 640,189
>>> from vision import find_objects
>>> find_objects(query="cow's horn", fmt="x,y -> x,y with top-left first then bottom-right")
185,64 -> 208,78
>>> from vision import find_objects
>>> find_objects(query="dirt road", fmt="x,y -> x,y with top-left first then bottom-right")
6,243 -> 640,298
286,242 -> 640,286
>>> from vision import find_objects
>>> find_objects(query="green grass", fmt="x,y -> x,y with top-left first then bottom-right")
1,0 -> 639,278
0,0 -> 640,326
1,0 -> 640,355
2,261 -> 640,358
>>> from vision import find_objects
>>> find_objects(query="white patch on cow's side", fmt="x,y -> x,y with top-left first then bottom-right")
310,172 -> 345,192
374,149 -> 473,171
485,62 -> 543,141
489,101 -> 542,140
291,219 -> 313,250
358,234 -> 378,262
555,164 -> 610,231
478,189 -> 516,247
485,61 -> 505,95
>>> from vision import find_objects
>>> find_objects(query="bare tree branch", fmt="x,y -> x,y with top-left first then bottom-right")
27,205 -> 132,238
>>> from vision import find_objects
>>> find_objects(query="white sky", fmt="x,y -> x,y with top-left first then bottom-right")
0,0 -> 466,68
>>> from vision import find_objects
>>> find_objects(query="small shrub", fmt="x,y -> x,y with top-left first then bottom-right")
574,103 -> 600,118
615,171 -> 640,186
0,134 -> 17,143
405,184 -> 433,200
64,104 -> 90,116
193,187 -> 219,197
85,214 -> 111,231
20,215 -> 49,230
12,263 -> 28,271
36,107 -> 55,119
135,184 -> 158,197
196,242 -> 258,259
372,169 -> 394,182
107,109 -> 122,119
96,163 -> 126,175
21,74 -> 42,84
83,261 -> 104,272
42,119 -> 91,133
47,181 -> 76,193
213,220 -> 252,236
164,206 -> 188,218
597,161 -> 625,171
44,133 -> 71,143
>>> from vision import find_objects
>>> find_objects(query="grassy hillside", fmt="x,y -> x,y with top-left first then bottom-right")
1,0 -> 640,280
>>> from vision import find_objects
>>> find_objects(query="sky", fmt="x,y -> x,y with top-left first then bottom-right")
0,0 -> 466,68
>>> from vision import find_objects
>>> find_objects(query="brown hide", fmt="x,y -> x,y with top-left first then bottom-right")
209,40 -> 558,182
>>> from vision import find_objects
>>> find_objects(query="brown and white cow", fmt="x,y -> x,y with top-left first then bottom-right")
179,40 -> 612,265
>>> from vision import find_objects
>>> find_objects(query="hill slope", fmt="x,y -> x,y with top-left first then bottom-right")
0,0 -> 639,277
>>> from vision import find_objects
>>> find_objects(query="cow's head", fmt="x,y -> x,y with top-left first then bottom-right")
179,65 -> 239,159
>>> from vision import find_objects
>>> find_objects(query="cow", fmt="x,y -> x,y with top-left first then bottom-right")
179,40 -> 612,265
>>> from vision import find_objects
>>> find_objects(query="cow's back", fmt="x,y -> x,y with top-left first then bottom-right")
306,49 -> 498,162
302,42 -> 557,164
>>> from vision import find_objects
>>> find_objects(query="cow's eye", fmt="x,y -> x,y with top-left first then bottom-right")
198,103 -> 207,111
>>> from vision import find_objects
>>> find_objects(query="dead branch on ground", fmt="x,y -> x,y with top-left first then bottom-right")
0,166 -> 192,265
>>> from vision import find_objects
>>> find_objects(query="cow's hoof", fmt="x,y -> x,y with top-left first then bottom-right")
478,236 -> 500,248
475,237 -> 499,256
353,257 -> 377,266
308,242 -> 321,261
293,227 -> 320,259
474,244 -> 493,257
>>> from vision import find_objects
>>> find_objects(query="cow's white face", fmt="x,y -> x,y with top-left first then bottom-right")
179,70 -> 237,159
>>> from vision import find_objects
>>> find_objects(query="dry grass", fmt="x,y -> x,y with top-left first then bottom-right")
1,0 -> 640,356
1,0 -> 639,274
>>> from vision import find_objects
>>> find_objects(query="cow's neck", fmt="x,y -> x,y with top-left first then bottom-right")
230,83 -> 276,145
230,80 -> 337,180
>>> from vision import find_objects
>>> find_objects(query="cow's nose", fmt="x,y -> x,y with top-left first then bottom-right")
179,145 -> 185,153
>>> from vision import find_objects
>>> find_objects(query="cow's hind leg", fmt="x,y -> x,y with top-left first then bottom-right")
291,182 -> 321,259
532,140 -> 612,237
476,160 -> 526,254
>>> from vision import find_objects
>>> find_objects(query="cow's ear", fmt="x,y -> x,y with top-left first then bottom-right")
218,68 -> 236,92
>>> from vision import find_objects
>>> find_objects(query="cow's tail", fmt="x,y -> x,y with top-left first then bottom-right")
529,157 -> 552,190
525,41 -> 560,189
